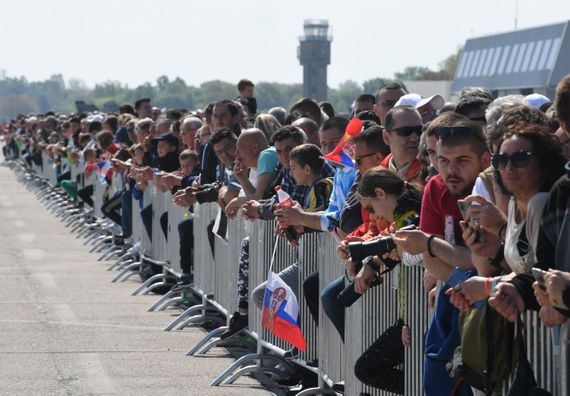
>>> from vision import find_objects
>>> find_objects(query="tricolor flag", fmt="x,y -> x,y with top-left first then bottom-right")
323,117 -> 364,168
96,160 -> 112,177
261,271 -> 307,351
96,160 -> 112,183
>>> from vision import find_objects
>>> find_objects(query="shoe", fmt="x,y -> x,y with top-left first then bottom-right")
170,274 -> 194,291
219,312 -> 248,339
332,381 -> 345,393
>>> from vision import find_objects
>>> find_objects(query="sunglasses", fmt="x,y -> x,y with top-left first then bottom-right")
390,125 -> 422,137
355,152 -> 377,165
492,151 -> 536,170
434,126 -> 485,143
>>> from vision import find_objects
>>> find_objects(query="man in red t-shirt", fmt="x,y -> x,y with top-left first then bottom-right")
393,115 -> 494,395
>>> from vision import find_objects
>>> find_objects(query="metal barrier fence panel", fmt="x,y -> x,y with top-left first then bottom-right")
249,219 -> 301,352
213,215 -> 247,317
403,264 -> 429,396
166,195 -> 187,277
317,233 -> 345,387
131,189 -> 143,245
297,231 -> 320,363
92,176 -> 107,218
192,202 -> 217,296
150,185 -> 169,262
41,152 -> 51,182
344,268 -> 400,396
140,183 -> 154,258
524,310 -> 555,393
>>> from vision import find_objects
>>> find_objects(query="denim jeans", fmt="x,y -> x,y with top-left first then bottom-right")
320,275 -> 345,340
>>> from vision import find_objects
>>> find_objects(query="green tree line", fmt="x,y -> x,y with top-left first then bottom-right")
0,48 -> 461,123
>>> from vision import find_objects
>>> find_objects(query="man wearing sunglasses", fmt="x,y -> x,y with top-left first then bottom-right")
373,83 -> 406,126
380,106 -> 424,186
393,118 -> 492,395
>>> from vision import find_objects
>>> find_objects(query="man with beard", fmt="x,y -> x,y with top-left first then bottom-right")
393,115 -> 493,395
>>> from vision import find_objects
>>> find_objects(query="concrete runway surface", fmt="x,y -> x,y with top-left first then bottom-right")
0,164 -> 272,395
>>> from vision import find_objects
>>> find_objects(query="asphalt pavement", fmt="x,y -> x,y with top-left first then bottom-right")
0,163 -> 272,395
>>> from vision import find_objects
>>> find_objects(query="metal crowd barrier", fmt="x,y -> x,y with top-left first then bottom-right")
317,234 -> 345,390
13,155 -> 568,395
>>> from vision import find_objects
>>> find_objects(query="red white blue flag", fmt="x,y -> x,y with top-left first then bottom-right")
261,271 -> 307,351
323,117 -> 363,168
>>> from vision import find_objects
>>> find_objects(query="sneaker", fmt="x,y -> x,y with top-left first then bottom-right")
170,274 -> 194,291
219,312 -> 248,339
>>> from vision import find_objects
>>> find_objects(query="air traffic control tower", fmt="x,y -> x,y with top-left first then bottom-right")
298,20 -> 332,101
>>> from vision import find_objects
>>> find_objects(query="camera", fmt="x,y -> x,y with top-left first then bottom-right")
338,225 -> 416,307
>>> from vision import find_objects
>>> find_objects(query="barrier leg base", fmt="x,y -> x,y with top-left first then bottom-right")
147,290 -> 177,312
296,387 -> 337,396
210,353 -> 294,386
130,273 -> 163,296
111,261 -> 140,283
163,304 -> 206,331
185,327 -> 227,356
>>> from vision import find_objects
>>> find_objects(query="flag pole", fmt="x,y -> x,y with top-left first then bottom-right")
268,233 -> 280,273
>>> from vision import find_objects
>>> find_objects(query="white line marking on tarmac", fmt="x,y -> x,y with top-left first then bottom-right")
77,353 -> 116,394
0,319 -> 166,331
33,273 -> 57,288
15,233 -> 36,243
21,248 -> 45,261
51,304 -> 76,322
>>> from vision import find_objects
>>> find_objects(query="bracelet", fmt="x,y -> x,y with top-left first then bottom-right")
427,235 -> 437,258
497,223 -> 507,241
484,277 -> 491,297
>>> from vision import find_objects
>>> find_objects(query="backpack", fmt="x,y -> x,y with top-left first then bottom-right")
447,301 -> 515,394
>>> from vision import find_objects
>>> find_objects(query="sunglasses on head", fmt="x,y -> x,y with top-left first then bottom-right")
355,152 -> 377,165
492,150 -> 536,170
434,126 -> 485,142
390,125 -> 422,137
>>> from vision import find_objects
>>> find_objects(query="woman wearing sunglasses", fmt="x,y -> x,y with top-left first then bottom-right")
448,123 -> 566,311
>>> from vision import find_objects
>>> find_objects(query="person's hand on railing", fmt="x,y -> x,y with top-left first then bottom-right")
225,197 -> 246,219
241,200 -> 260,221
161,173 -> 182,189
488,282 -> 525,322
173,187 -> 196,207
533,281 -> 552,307
274,201 -> 303,226
543,269 -> 570,307
393,229 -> 429,255
446,276 -> 489,312
539,306 -> 567,327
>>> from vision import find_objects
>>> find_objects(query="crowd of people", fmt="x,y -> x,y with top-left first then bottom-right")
2,74 -> 570,395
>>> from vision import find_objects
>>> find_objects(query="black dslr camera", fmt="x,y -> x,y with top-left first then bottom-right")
337,225 -> 415,307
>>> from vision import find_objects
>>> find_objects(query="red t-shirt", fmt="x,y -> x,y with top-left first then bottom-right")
419,175 -> 465,246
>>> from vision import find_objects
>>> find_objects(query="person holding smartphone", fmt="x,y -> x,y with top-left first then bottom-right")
449,123 -> 566,314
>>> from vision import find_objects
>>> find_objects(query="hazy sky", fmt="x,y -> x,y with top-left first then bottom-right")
1,0 -> 568,89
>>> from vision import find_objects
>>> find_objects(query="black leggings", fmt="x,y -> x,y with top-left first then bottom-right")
354,319 -> 405,394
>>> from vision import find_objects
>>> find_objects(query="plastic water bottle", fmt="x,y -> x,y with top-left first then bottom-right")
275,186 -> 298,242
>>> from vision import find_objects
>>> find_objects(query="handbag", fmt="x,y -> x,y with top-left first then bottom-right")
447,301 -> 515,394
507,319 -> 551,396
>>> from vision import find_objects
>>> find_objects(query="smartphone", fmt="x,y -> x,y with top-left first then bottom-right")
532,268 -> 569,310
457,200 -> 485,244
446,267 -> 485,309
532,267 -> 547,289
